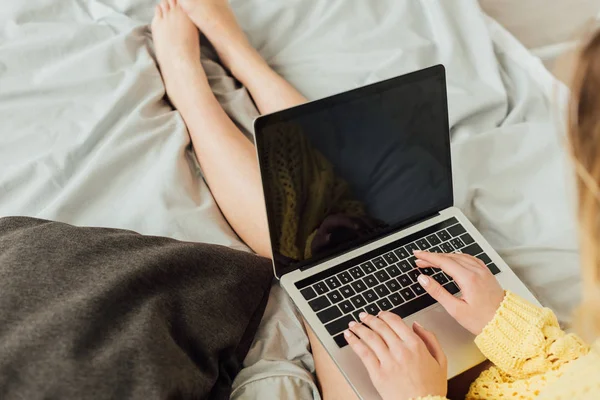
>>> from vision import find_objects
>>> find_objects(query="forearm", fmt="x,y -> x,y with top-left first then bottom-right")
474,291 -> 589,378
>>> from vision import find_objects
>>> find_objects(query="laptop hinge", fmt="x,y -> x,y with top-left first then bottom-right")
299,211 -> 441,272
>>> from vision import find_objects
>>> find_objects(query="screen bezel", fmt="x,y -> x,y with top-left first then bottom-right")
254,64 -> 452,278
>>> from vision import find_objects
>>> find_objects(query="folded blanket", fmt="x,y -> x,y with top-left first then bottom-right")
0,217 -> 273,400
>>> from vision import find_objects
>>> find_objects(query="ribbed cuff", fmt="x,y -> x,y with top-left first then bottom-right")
475,291 -> 552,371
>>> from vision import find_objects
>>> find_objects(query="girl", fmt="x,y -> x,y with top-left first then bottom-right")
151,1 -> 600,398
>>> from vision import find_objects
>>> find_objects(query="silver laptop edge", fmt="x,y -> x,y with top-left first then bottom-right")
280,206 -> 540,399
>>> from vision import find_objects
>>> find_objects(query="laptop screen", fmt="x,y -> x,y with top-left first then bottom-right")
255,65 -> 452,277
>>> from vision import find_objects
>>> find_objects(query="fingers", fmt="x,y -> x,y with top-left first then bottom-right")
359,312 -> 404,349
413,322 -> 448,370
161,0 -> 170,13
414,250 -> 476,285
349,321 -> 392,364
344,329 -> 380,371
377,311 -> 418,343
155,4 -> 163,17
417,274 -> 464,317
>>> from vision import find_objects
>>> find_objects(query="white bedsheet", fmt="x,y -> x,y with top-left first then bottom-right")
0,0 -> 580,398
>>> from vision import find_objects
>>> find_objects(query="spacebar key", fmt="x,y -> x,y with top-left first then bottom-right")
325,315 -> 355,336
390,294 -> 437,319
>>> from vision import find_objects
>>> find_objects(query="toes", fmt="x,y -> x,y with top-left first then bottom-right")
168,0 -> 177,7
154,4 -> 163,18
161,0 -> 170,13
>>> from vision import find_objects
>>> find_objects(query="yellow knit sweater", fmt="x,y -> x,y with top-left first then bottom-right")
414,291 -> 600,400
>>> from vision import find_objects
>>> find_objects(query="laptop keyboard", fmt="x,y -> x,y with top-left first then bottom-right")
295,217 -> 501,348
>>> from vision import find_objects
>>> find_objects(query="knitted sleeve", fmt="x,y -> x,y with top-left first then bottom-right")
467,291 -> 590,399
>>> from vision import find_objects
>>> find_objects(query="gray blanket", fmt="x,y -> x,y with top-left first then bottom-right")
0,217 -> 273,400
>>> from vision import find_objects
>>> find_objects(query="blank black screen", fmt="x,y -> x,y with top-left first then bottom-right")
256,66 -> 452,275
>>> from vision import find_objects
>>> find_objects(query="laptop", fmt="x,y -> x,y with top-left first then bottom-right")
253,64 -> 539,399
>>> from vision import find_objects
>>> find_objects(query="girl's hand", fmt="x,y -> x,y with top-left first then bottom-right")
345,311 -> 447,400
413,251 -> 505,335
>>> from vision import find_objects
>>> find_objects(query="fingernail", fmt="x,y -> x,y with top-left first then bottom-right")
349,321 -> 357,328
413,321 -> 423,329
344,329 -> 351,338
415,259 -> 425,265
418,274 -> 429,286
359,312 -> 367,320
413,249 -> 424,254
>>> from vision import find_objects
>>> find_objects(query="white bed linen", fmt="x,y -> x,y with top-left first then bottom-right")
0,1 -> 579,398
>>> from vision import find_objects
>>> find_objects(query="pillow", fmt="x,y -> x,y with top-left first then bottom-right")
0,217 -> 273,400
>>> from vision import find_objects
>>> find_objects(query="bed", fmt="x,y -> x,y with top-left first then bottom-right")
0,0 -> 584,398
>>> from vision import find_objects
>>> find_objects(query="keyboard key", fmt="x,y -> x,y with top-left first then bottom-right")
313,282 -> 329,295
433,273 -> 449,285
349,266 -> 365,279
394,247 -> 410,260
437,230 -> 451,241
352,309 -> 365,321
340,285 -> 356,298
391,293 -> 436,319
309,296 -> 331,312
375,270 -> 391,283
407,256 -> 418,268
364,275 -> 378,288
386,264 -> 401,278
325,276 -> 342,290
462,243 -> 484,257
460,233 -> 474,245
385,279 -> 401,292
339,300 -> 354,314
325,315 -> 354,335
397,275 -> 412,287
476,253 -> 492,265
443,281 -> 460,294
400,287 -> 416,301
360,261 -> 376,274
448,223 -> 466,237
440,242 -> 454,253
389,292 -> 404,306
416,239 -> 431,250
350,294 -> 367,308
327,290 -> 343,303
411,283 -> 426,296
450,237 -> 465,249
427,234 -> 441,246
407,269 -> 419,282
487,263 -> 501,275
333,333 -> 348,348
351,279 -> 367,293
421,267 -> 435,276
377,298 -> 392,311
317,305 -> 342,323
374,284 -> 390,297
365,303 -> 380,315
405,242 -> 419,253
398,260 -> 412,273
338,271 -> 353,285
372,257 -> 387,269
383,252 -> 399,264
363,290 -> 378,303
300,287 -> 317,300
429,246 -> 441,253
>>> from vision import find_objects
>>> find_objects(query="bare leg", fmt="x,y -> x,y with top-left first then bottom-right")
178,0 -> 307,114
153,2 -> 357,398
152,0 -> 270,257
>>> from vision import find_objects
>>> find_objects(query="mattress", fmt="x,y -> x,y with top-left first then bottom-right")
0,0 -> 581,398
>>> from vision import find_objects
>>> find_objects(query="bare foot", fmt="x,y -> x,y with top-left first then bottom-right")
178,0 -> 262,74
152,0 -> 207,110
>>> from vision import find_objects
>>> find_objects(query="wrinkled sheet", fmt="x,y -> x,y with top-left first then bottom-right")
0,0 -> 579,399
